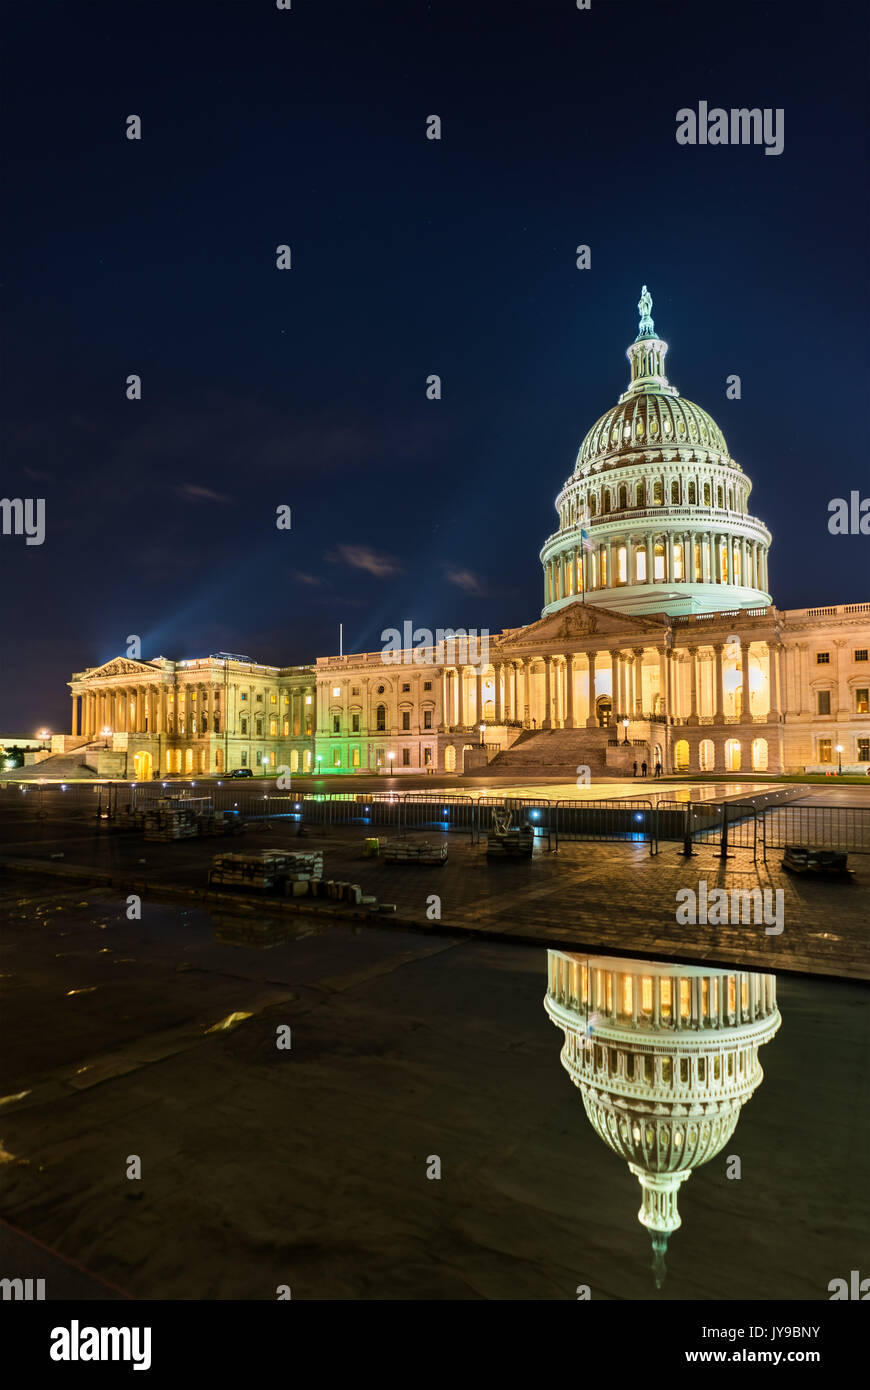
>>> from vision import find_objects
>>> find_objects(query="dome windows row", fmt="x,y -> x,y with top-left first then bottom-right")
547,956 -> 777,1031
563,1031 -> 761,1097
558,477 -> 748,530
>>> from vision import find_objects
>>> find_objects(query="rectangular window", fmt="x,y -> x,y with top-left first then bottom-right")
270,718 -> 277,736
256,693 -> 263,701
858,739 -> 869,762
270,694 -> 277,703
352,713 -> 360,732
402,748 -> 411,766
816,652 -> 830,664
241,750 -> 248,766
256,719 -> 263,736
818,739 -> 832,764
856,650 -> 868,662
255,751 -> 262,765
423,746 -> 432,766
423,681 -> 432,691
352,686 -> 360,695
636,550 -> 647,582
240,692 -> 248,701
402,711 -> 410,730
351,747 -> 360,767
423,710 -> 432,729
332,714 -> 340,733
240,718 -> 248,735
817,690 -> 831,715
401,683 -> 410,693
332,749 -> 341,767
856,689 -> 869,714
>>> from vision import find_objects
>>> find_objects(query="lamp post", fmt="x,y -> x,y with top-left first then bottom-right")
101,726 -> 112,749
622,717 -> 629,745
836,743 -> 843,776
315,753 -> 323,778
479,723 -> 485,747
387,750 -> 395,778
37,728 -> 51,751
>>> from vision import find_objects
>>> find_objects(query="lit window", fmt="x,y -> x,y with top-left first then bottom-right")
856,689 -> 869,714
305,695 -> 312,705
333,687 -> 341,697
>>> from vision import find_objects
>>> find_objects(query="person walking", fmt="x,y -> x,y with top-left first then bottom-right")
640,760 -> 647,778
655,760 -> 663,778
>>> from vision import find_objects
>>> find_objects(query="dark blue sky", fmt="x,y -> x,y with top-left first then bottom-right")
3,0 -> 868,731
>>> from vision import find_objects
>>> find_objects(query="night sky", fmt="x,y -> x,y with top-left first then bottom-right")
3,0 -> 868,733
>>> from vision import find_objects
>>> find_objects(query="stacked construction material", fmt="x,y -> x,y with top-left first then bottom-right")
208,850 -> 296,890
144,804 -> 200,841
198,811 -> 245,838
116,806 -> 147,830
382,839 -> 448,866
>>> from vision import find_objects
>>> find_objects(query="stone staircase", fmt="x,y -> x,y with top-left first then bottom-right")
485,728 -> 614,779
10,745 -> 104,779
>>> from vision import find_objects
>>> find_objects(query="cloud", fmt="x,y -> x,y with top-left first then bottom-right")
178,484 -> 233,504
293,570 -> 322,587
445,566 -> 483,594
331,545 -> 402,578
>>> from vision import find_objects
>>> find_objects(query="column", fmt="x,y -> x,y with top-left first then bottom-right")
687,646 -> 699,724
683,531 -> 692,582
475,669 -> 484,726
542,656 -> 553,729
495,663 -> 504,723
524,661 -> 531,724
609,651 -> 619,723
440,667 -> 449,730
565,654 -> 575,729
605,539 -> 613,588
666,651 -> 676,721
713,643 -> 725,721
586,651 -> 597,727
645,535 -> 653,585
667,533 -> 675,584
740,641 -> 752,723
633,647 -> 644,714
767,642 -> 780,721
658,648 -> 668,717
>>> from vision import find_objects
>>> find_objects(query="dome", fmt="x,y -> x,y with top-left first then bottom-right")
575,393 -> 729,474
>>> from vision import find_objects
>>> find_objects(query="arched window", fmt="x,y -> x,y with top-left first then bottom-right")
618,484 -> 628,510
671,480 -> 680,504
688,481 -> 697,504
376,704 -> 387,732
603,489 -> 612,513
636,482 -> 645,507
589,494 -> 597,517
717,485 -> 724,508
703,482 -> 712,506
652,480 -> 663,505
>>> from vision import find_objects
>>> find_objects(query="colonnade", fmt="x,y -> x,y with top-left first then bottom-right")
71,683 -> 316,739
437,638 -> 783,731
544,532 -> 769,605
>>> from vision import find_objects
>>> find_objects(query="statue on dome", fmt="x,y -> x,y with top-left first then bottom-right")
637,284 -> 655,337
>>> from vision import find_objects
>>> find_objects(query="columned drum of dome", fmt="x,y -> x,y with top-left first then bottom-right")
544,951 -> 781,1287
541,287 -> 772,619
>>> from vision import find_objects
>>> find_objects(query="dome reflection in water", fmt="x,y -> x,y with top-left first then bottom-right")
544,952 -> 780,1288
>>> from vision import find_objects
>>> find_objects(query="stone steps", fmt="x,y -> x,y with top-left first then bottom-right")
487,729 -> 614,778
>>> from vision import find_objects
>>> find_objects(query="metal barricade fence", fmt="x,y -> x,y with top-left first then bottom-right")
553,799 -> 657,856
762,804 -> 870,860
476,796 -> 554,849
400,794 -> 477,840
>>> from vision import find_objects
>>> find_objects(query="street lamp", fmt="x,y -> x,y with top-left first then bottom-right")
315,754 -> 323,776
101,726 -> 112,748
387,750 -> 395,776
622,717 -> 629,745
479,723 -> 485,747
37,728 -> 51,750
836,743 -> 843,775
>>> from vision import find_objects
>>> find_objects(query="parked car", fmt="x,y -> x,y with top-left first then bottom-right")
228,767 -> 254,778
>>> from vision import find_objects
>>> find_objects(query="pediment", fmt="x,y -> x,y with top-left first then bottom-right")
89,657 -> 161,679
499,602 -> 669,651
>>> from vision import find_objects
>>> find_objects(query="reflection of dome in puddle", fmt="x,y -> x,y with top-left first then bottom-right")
544,952 -> 780,1287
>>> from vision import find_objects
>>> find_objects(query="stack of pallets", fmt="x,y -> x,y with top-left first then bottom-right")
144,806 -> 200,841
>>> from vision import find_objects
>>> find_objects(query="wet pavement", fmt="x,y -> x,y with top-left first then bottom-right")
1,886 -> 867,1300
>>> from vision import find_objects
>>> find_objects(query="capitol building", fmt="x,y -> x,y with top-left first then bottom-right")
52,289 -> 869,781
544,950 -> 781,1287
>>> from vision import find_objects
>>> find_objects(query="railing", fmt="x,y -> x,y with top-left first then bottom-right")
553,798 -> 657,855
762,804 -> 870,859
